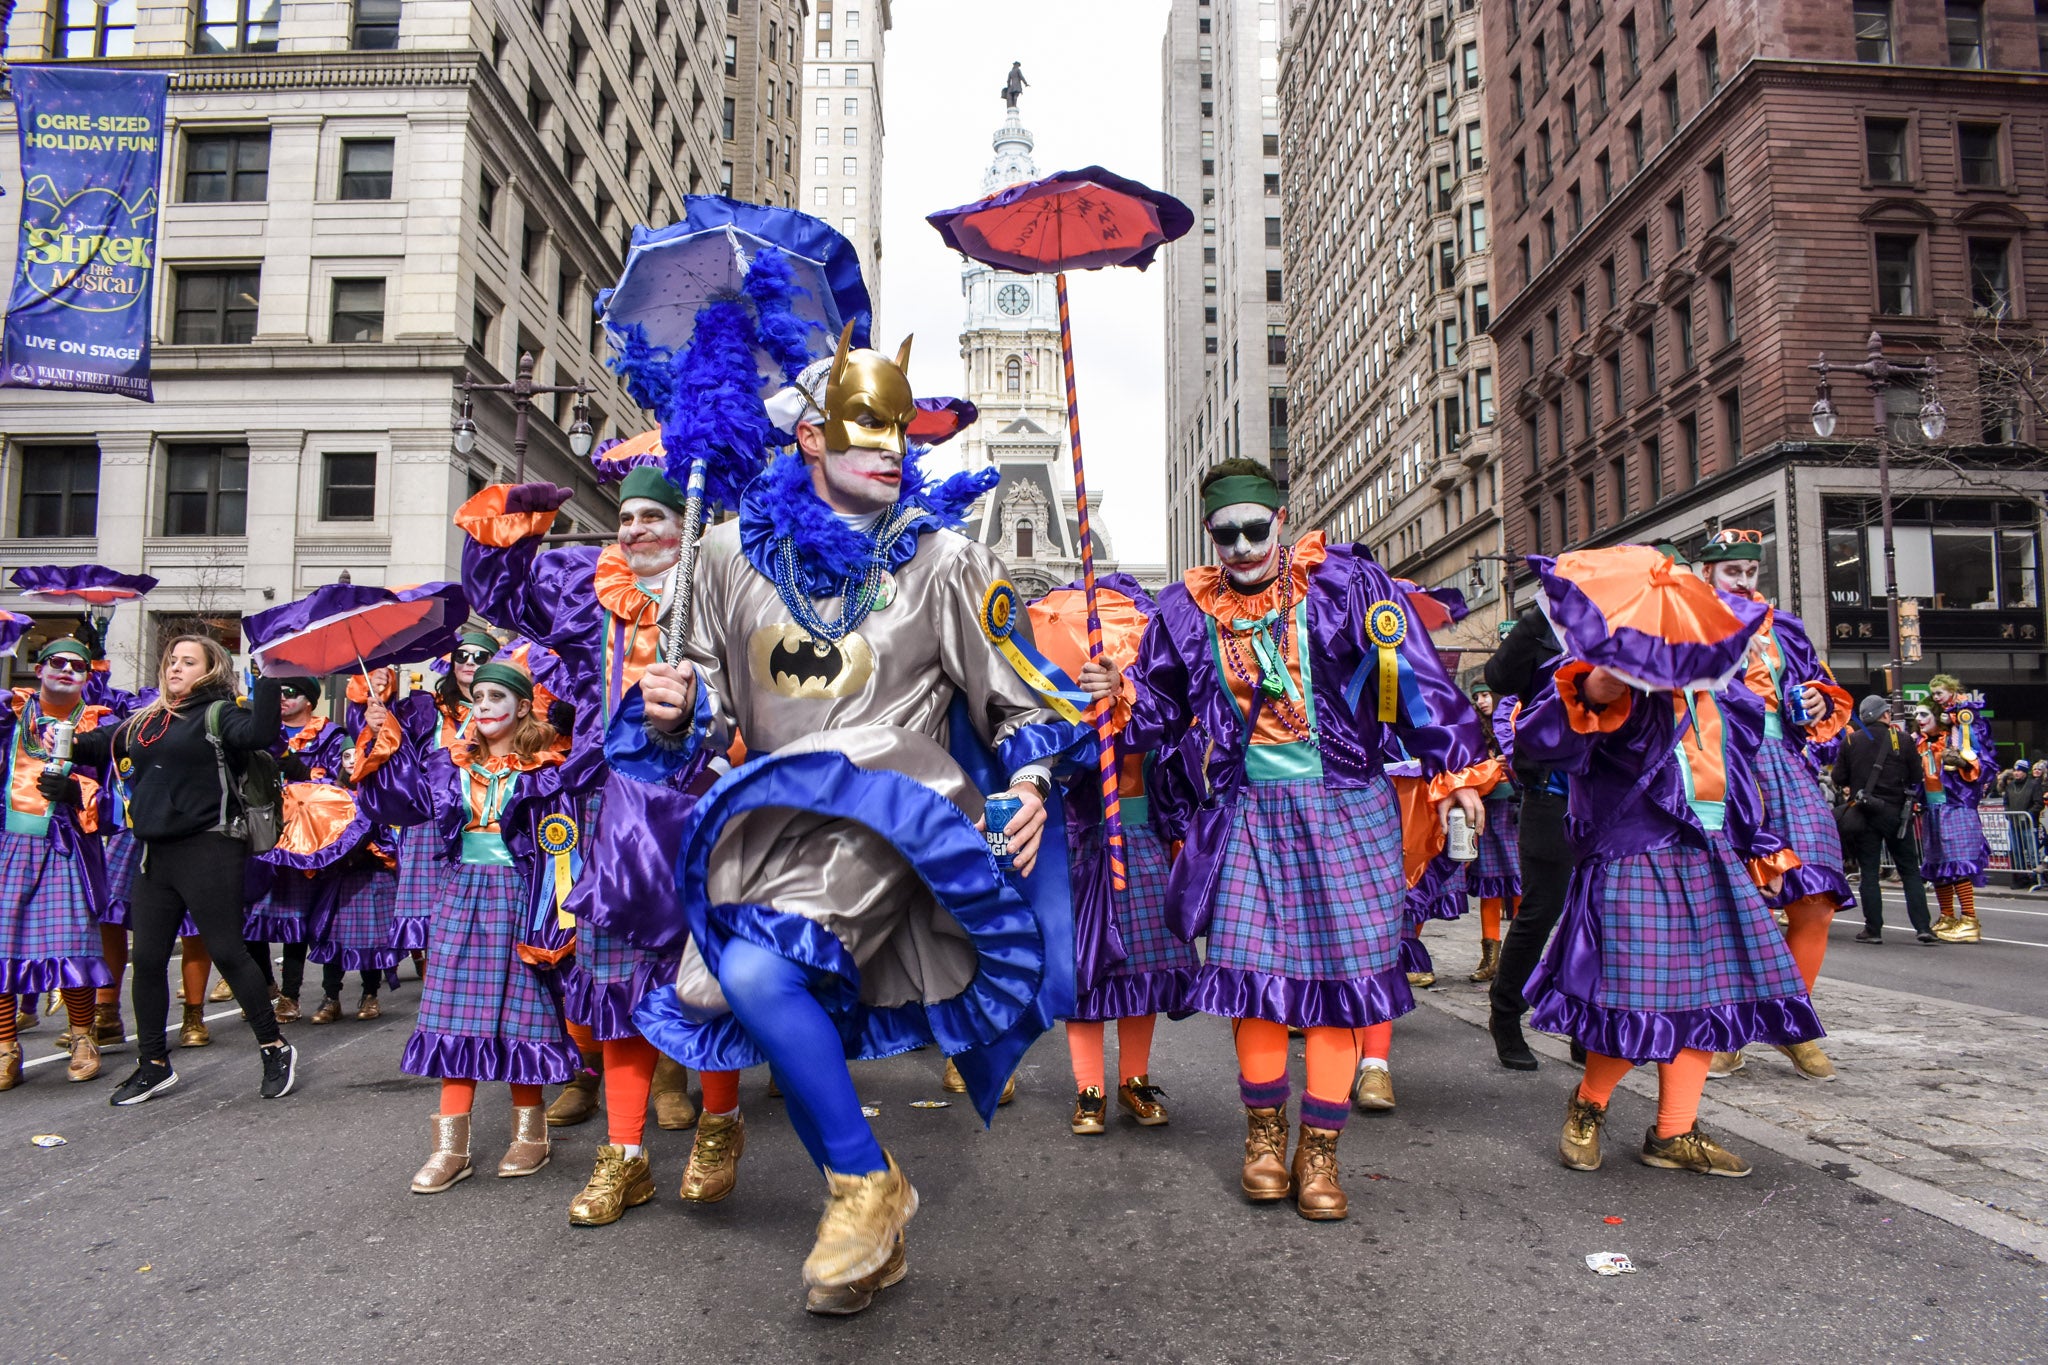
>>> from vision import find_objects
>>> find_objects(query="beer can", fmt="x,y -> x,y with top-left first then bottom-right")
983,792 -> 1024,869
1445,807 -> 1478,863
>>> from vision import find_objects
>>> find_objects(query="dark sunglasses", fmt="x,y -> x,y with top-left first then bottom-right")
38,657 -> 86,674
452,647 -> 494,665
1208,517 -> 1274,547
278,684 -> 320,701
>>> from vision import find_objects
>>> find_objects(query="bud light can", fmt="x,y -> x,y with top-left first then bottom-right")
1445,807 -> 1478,863
983,792 -> 1025,869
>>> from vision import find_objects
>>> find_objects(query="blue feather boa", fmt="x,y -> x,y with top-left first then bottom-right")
740,449 -> 999,595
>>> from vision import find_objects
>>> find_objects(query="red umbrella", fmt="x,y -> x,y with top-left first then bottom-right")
246,582 -> 470,680
927,168 -> 1193,892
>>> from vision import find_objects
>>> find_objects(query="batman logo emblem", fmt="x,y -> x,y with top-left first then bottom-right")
749,625 -> 876,699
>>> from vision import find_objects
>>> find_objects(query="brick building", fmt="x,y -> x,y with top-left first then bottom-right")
1484,0 -> 2048,749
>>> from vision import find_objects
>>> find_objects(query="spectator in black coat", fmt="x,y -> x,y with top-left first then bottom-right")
1833,695 -> 1938,945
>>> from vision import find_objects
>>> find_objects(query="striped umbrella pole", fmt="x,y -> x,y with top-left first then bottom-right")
1054,270 -> 1126,893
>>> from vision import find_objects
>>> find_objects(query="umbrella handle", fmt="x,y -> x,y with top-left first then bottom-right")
1055,271 -> 1126,895
660,457 -> 711,666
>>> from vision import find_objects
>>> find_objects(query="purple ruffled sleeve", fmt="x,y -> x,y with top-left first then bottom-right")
1717,682 -> 1790,866
1115,611 -> 1196,756
349,736 -> 433,829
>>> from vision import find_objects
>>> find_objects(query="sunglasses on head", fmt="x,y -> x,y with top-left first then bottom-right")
453,647 -> 494,665
1208,517 -> 1275,547
1716,529 -> 1764,544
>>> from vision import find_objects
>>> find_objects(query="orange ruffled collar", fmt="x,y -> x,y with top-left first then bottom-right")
450,738 -> 564,776
1185,531 -> 1328,624
592,544 -> 661,626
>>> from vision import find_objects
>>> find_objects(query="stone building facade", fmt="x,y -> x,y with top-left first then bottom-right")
797,0 -> 886,318
719,0 -> 804,206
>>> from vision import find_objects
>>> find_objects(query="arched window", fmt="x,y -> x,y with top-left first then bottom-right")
1005,356 -> 1022,393
1015,519 -> 1034,559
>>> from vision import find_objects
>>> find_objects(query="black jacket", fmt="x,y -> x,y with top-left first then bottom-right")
1832,720 -> 1921,825
76,679 -> 281,843
1486,605 -> 1564,789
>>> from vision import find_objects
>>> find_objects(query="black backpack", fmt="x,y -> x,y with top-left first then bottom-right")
204,700 -> 282,853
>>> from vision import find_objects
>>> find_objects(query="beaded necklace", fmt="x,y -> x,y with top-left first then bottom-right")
1215,553 -> 1382,771
770,504 -> 921,645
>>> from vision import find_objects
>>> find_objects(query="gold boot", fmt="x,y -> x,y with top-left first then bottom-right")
1930,912 -> 1961,937
677,1112 -> 745,1203
651,1055 -> 698,1131
497,1105 -> 551,1178
568,1144 -> 654,1226
1640,1123 -> 1751,1177
208,975 -> 234,1003
1351,1063 -> 1396,1112
1559,1090 -> 1608,1171
806,1233 -> 907,1316
1706,1050 -> 1745,1078
546,1048 -> 603,1127
1290,1123 -> 1348,1221
1469,937 -> 1502,982
410,1113 -> 473,1193
1937,912 -> 1982,944
1406,969 -> 1437,989
179,1004 -> 211,1047
1070,1086 -> 1107,1135
0,1040 -> 21,1091
941,1056 -> 1016,1104
94,1002 -> 125,1048
802,1152 -> 919,1290
1240,1106 -> 1293,1202
67,1032 -> 101,1083
1775,1039 -> 1838,1080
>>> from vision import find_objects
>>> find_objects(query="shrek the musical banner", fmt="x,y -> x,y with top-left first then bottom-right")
2,65 -> 170,401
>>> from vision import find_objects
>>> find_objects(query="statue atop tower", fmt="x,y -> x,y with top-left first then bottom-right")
1000,61 -> 1029,109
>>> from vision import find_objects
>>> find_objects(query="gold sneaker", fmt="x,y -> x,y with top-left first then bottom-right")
1559,1091 -> 1607,1171
678,1112 -> 745,1203
1930,913 -> 1961,937
309,996 -> 343,1026
568,1144 -> 655,1226
67,1033 -> 101,1083
1116,1075 -> 1169,1126
1706,1050 -> 1745,1078
805,1234 -> 907,1316
1774,1040 -> 1837,1081
178,1004 -> 211,1048
941,1057 -> 1016,1104
1469,937 -> 1502,982
1936,913 -> 1982,944
497,1105 -> 551,1178
0,1041 -> 21,1091
651,1055 -> 698,1131
208,976 -> 234,1003
1351,1063 -> 1396,1112
1639,1124 -> 1752,1177
1070,1086 -> 1107,1135
803,1152 -> 920,1290
1406,970 -> 1437,989
410,1113 -> 473,1194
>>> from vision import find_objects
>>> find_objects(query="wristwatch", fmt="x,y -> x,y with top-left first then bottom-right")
1012,765 -> 1053,802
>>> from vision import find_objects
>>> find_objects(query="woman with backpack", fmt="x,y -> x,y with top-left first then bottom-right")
74,635 -> 297,1105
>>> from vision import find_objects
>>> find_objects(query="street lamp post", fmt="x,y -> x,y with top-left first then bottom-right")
451,351 -> 596,482
1810,331 -> 1948,719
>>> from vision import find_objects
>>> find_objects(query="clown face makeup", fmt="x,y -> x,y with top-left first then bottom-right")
1914,706 -> 1937,735
617,497 -> 684,579
277,689 -> 315,725
1708,559 -> 1762,597
35,655 -> 86,707
471,681 -> 530,744
1207,502 -> 1287,590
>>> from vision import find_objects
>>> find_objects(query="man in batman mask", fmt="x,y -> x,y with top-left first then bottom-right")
610,326 -> 1087,1315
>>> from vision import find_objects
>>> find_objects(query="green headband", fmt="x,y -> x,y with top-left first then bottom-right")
1696,534 -> 1763,564
37,638 -> 91,664
618,464 -> 688,513
456,631 -> 500,656
1201,473 -> 1285,519
469,661 -> 534,701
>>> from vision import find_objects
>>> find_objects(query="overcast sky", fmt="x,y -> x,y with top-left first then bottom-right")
879,0 -> 1175,564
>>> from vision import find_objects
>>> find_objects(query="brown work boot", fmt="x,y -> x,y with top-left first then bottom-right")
651,1055 -> 698,1130
1470,937 -> 1502,982
941,1057 -> 967,1093
497,1105 -> 551,1178
409,1113 -> 473,1194
67,1032 -> 101,1083
1775,1039 -> 1838,1081
546,1048 -> 603,1127
1240,1105 -> 1293,1202
1290,1123 -> 1348,1221
0,1041 -> 21,1091
309,996 -> 343,1025
1559,1090 -> 1608,1171
568,1144 -> 655,1226
179,1004 -> 211,1047
678,1112 -> 745,1203
802,1152 -> 919,1289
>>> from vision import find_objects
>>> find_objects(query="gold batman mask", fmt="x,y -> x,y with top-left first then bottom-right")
817,321 -> 915,455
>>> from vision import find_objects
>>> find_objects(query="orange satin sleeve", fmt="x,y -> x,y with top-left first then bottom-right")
351,712 -> 406,782
455,484 -> 559,548
1748,847 -> 1802,887
1428,755 -> 1505,803
68,773 -> 102,833
1555,660 -> 1633,734
346,669 -> 399,706
1390,770 -> 1446,888
1802,681 -> 1854,745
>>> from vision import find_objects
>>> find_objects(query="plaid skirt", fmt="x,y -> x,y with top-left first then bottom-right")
1470,798 -> 1522,900
0,828 -> 111,993
100,829 -> 199,937
401,862 -> 577,1085
308,864 -> 402,971
1922,801 -> 1992,887
245,868 -> 322,944
1527,838 -> 1821,1064
1187,778 -> 1414,1029
389,826 -> 449,952
1068,819 -> 1196,1022
1754,738 -> 1853,910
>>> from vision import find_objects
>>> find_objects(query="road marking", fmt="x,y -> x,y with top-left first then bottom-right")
1978,904 -> 2048,918
21,1004 -> 253,1072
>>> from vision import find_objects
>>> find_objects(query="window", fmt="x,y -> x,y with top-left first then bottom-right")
1606,350 -> 1624,416
1267,326 -> 1287,365
846,96 -> 860,116
1265,217 -> 1283,247
1875,235 -> 1918,314
1657,0 -> 1675,40
842,157 -> 857,175
339,139 -> 394,200
1476,369 -> 1496,425
350,0 -> 399,49
1579,375 -> 1594,436
1715,268 -> 1737,343
1515,152 -> 1529,207
843,186 -> 857,206
1675,300 -> 1695,371
1610,456 -> 1629,519
724,35 -> 737,74
1264,172 -> 1281,196
1959,123 -> 2002,186
845,69 -> 859,85
1633,225 -> 1652,279
1706,158 -> 1727,219
164,444 -> 249,537
1863,118 -> 1909,184
1511,68 -> 1525,121
172,268 -> 260,344
1667,195 -> 1687,251
15,445 -> 99,539
1462,42 -> 1480,90
844,39 -> 859,57
1538,124 -> 1553,181
1627,115 -> 1645,174
1592,54 -> 1608,115
1543,212 -> 1558,260
1720,389 -> 1744,461
1601,258 -> 1617,307
1947,1 -> 1984,68
1568,183 -> 1583,235
1518,236 -> 1532,285
1661,77 -> 1681,139
1645,436 -> 1664,496
1596,151 -> 1612,203
330,279 -> 385,343
52,0 -> 136,57
1473,283 -> 1491,331
1580,473 -> 1598,534
320,453 -> 376,521
182,131 -> 269,202
1680,414 -> 1700,482
1700,32 -> 1721,94
721,98 -> 736,140
843,126 -> 858,146
195,0 -> 279,53
1639,326 -> 1658,394
1565,91 -> 1580,147
814,156 -> 828,177
1436,163 -> 1455,212
1430,14 -> 1448,59
1464,122 -> 1484,171
471,300 -> 494,352
478,170 -> 499,231
1266,269 -> 1284,302
1622,14 -> 1639,79
1969,238 -> 2013,317
1469,201 -> 1488,252
1854,0 -> 1893,63
1433,90 -> 1452,137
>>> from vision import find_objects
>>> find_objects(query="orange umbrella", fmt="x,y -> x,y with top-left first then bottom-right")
1533,545 -> 1767,691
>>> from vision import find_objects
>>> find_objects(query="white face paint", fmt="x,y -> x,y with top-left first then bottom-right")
1915,706 -> 1937,736
799,421 -> 902,516
35,656 -> 87,707
617,498 -> 684,579
1207,501 -> 1287,590
1709,560 -> 1762,597
470,682 -> 529,743
1930,684 -> 1954,707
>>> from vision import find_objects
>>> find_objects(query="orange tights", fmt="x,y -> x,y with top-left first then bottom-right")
562,1019 -> 740,1134
439,1078 -> 544,1114
1065,1015 -> 1159,1093
1232,1017 -> 1367,1106
1935,883 -> 1977,918
1577,1048 -> 1713,1139
1782,894 -> 1837,993
0,988 -> 93,1045
1479,897 -> 1521,941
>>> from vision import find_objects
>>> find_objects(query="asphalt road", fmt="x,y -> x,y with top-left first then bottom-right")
1823,887 -> 2048,1018
5,970 -> 2045,1363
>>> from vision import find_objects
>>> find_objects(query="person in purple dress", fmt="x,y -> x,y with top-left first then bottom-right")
250,678 -> 353,1025
1921,674 -> 1996,943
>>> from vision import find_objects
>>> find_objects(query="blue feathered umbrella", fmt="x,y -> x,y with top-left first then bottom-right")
600,199 -> 869,661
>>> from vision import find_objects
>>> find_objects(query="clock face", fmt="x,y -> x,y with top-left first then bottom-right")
996,283 -> 1031,315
